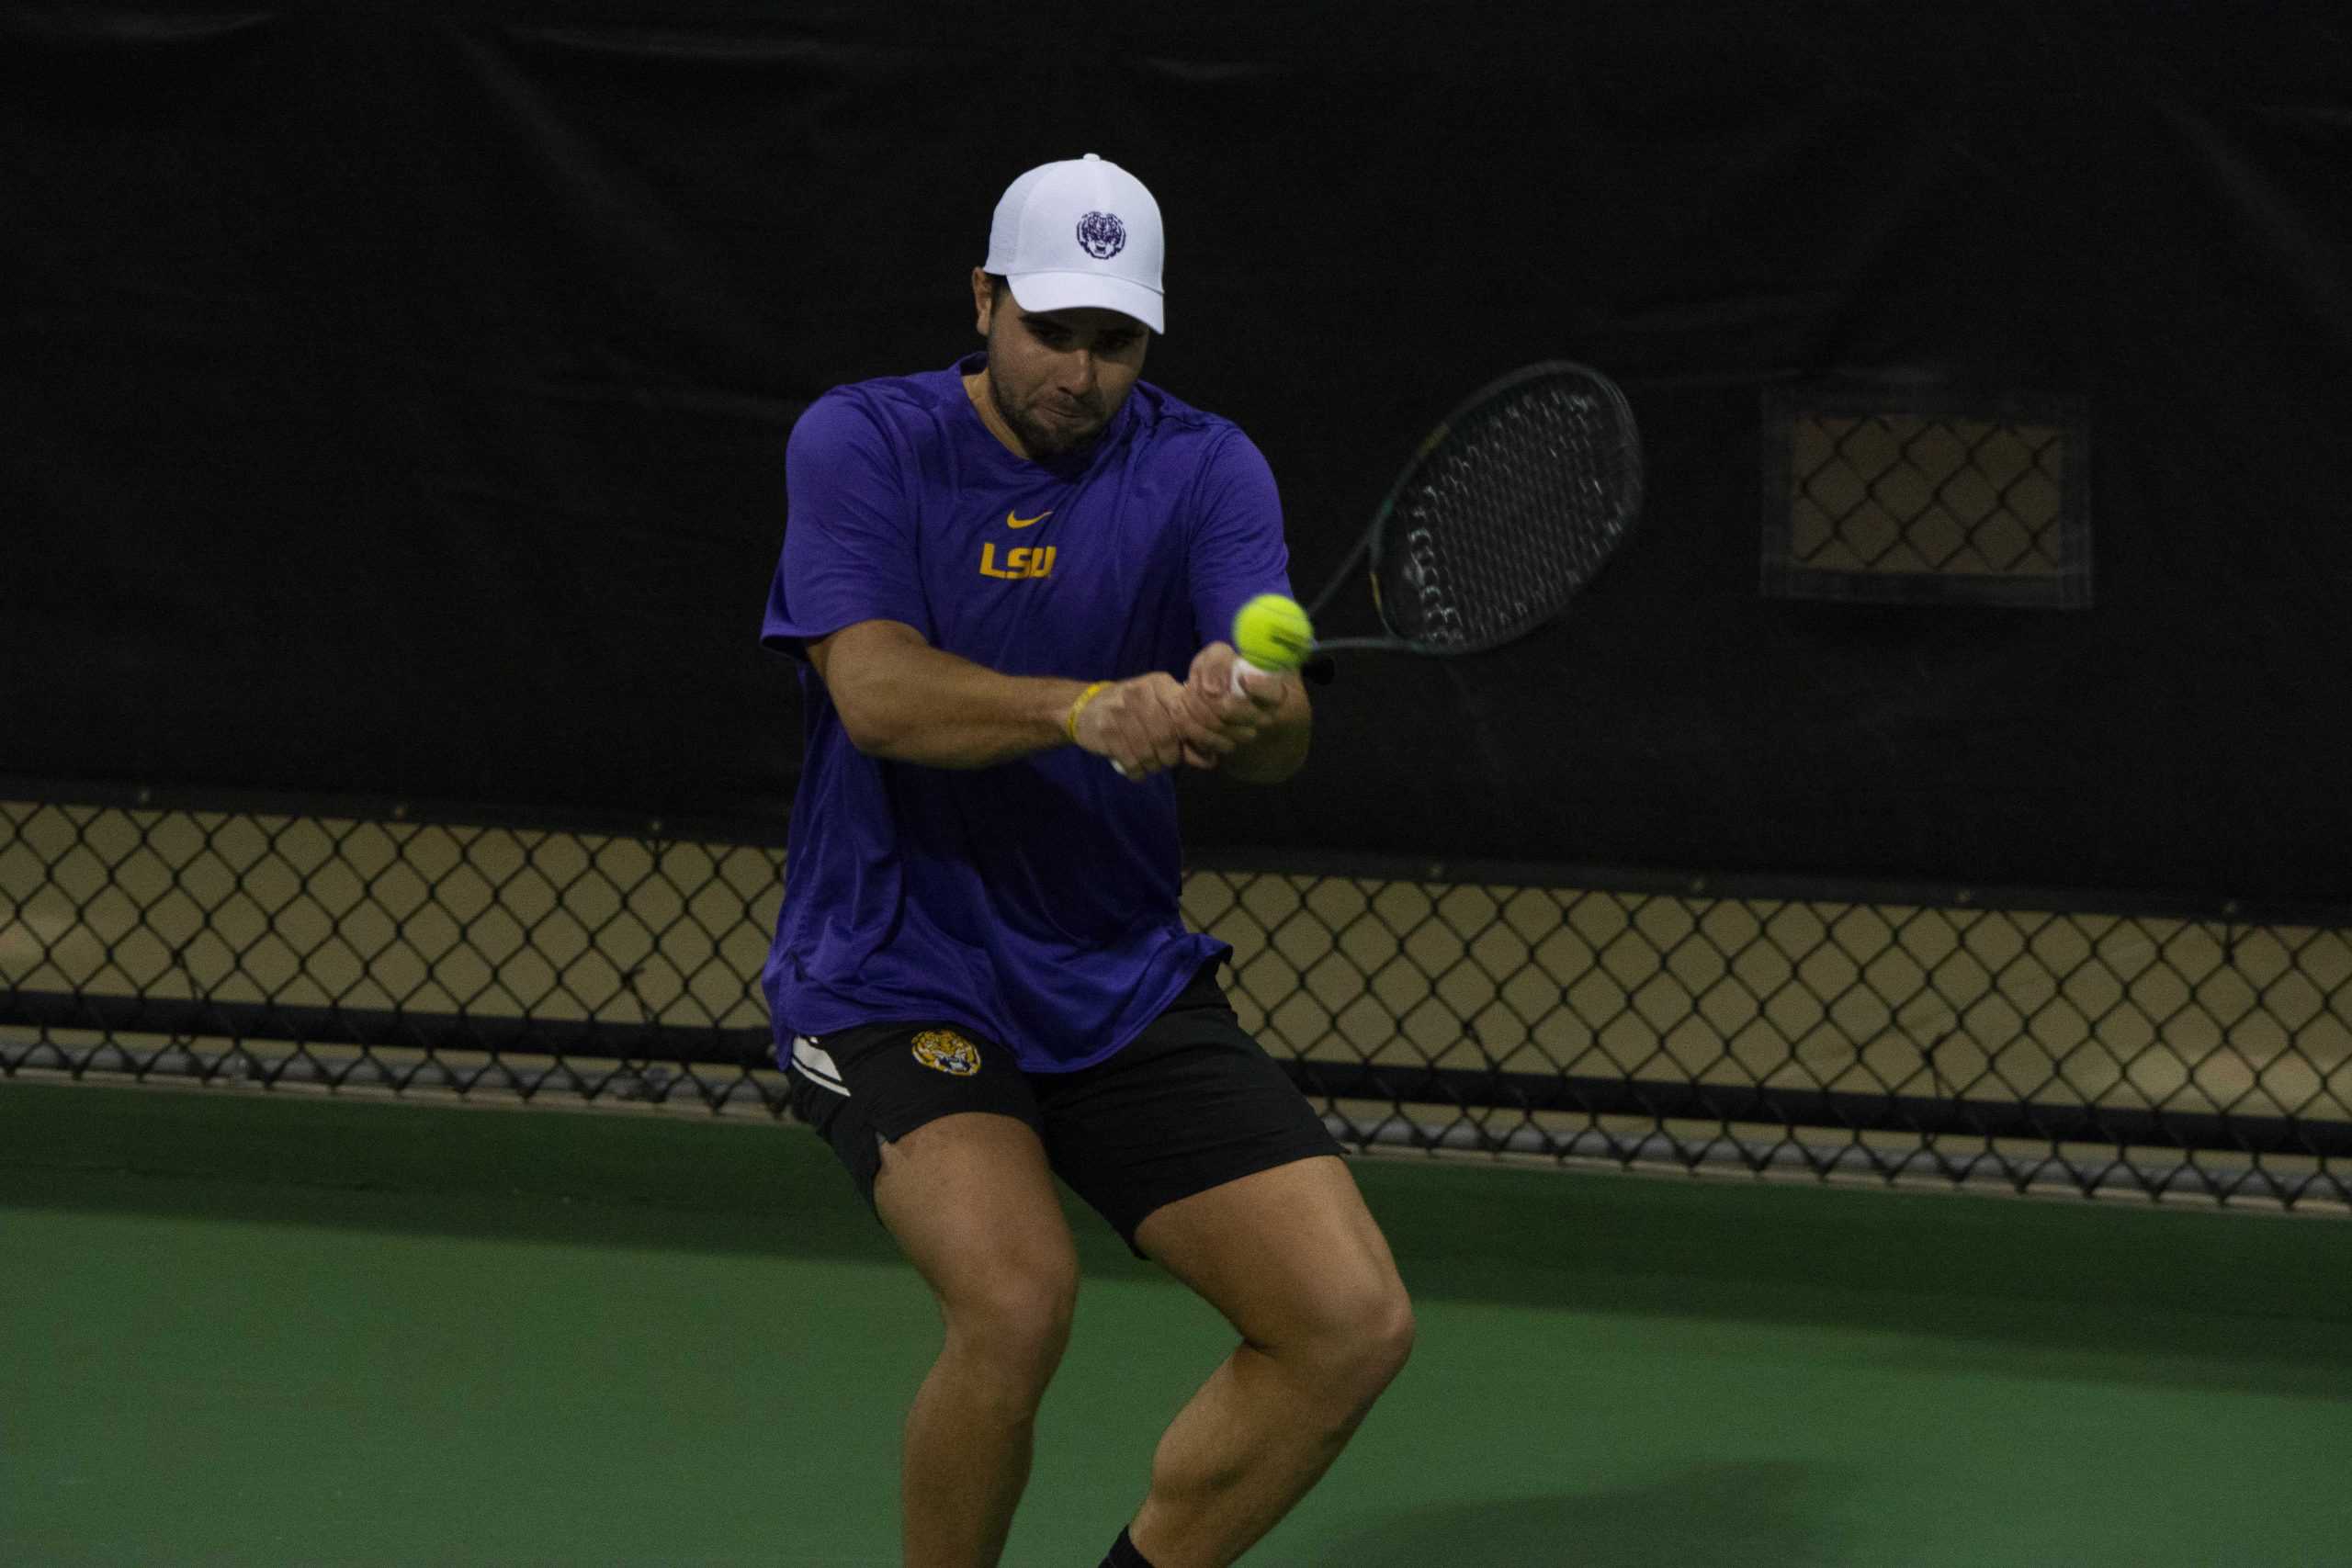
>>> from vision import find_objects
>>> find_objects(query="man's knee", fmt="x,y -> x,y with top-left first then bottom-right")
940,1253 -> 1080,1395
1282,1274 -> 1415,1416
1339,1279 -> 1417,1398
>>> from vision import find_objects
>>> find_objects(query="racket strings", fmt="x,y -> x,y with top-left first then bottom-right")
1375,374 -> 1640,650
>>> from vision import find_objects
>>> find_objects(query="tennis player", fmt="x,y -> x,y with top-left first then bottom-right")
758,154 -> 1414,1568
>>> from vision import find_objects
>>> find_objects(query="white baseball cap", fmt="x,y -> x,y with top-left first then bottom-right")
984,152 -> 1166,334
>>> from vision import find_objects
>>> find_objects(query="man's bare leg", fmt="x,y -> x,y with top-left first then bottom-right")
875,1113 -> 1080,1568
1122,1156 -> 1415,1568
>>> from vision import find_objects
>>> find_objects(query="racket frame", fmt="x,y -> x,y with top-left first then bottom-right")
1298,359 -> 1643,658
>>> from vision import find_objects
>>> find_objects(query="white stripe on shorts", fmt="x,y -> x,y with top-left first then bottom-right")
791,1034 -> 851,1096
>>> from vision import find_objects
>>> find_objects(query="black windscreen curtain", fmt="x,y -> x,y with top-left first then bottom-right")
5,2 -> 2347,897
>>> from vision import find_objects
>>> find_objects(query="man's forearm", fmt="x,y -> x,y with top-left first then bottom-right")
830,636 -> 1088,769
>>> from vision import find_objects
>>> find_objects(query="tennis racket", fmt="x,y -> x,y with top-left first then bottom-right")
1235,360 -> 1645,686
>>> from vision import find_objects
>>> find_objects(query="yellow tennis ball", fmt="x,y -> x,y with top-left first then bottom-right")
1232,593 -> 1314,672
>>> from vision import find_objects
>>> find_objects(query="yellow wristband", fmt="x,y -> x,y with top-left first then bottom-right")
1065,681 -> 1111,743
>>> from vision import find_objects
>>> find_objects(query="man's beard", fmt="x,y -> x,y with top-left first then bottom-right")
989,369 -> 1105,457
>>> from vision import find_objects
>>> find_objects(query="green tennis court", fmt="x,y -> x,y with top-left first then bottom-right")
4,1080 -> 2348,1566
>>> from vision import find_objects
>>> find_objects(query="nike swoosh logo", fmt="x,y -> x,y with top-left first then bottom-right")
1006,509 -> 1051,529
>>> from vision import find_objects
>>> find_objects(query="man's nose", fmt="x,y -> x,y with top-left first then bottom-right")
1057,348 -> 1098,394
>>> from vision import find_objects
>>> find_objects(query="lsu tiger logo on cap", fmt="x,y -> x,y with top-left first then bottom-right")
911,1029 -> 981,1077
1075,210 -> 1126,259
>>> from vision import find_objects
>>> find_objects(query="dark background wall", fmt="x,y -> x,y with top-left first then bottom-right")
5,1 -> 2347,901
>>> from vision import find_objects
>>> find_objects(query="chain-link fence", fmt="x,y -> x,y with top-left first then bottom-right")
1762,385 -> 2093,609
5,791 -> 2347,1211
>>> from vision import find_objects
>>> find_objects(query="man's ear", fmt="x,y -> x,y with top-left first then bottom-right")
970,266 -> 995,338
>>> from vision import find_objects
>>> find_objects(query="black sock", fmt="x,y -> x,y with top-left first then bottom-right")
1099,1525 -> 1156,1568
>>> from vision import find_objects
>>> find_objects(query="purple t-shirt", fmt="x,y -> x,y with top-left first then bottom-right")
758,352 -> 1293,1072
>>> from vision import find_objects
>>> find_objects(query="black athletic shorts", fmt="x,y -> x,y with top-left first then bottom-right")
780,958 -> 1341,1258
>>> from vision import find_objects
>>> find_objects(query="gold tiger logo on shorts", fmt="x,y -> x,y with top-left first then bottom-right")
910,1029 -> 981,1077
